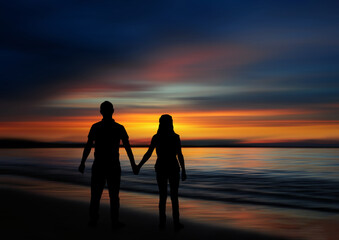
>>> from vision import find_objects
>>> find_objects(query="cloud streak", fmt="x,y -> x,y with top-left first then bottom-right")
0,1 -> 339,143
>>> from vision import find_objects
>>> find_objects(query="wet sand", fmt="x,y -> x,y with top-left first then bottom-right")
0,186 -> 290,240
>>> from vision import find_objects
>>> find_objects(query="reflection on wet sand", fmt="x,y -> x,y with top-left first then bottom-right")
1,175 -> 338,240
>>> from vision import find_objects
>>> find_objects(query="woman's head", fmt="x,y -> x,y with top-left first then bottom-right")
157,114 -> 175,135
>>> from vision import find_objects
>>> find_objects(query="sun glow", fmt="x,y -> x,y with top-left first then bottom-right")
1,109 -> 338,144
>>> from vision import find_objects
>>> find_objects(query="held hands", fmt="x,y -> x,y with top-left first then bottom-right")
133,164 -> 140,175
78,162 -> 85,174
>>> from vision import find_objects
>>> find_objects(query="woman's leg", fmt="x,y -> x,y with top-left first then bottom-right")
169,172 -> 180,225
156,172 -> 168,227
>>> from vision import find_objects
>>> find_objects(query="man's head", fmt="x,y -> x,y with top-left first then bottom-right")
100,101 -> 114,118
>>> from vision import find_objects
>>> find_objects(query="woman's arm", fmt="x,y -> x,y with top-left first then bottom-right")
177,136 -> 186,181
136,136 -> 156,173
138,144 -> 155,169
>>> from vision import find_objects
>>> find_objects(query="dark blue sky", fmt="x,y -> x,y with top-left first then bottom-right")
1,0 -> 339,142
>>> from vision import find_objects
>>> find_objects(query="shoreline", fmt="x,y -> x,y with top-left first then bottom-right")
1,145 -> 339,149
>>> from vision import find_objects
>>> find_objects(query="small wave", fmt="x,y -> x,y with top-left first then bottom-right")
2,164 -> 339,214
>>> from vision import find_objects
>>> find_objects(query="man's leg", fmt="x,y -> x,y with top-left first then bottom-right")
156,172 -> 168,228
106,168 -> 121,226
89,166 -> 106,226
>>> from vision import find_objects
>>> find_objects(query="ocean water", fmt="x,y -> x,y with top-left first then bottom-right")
1,147 -> 339,213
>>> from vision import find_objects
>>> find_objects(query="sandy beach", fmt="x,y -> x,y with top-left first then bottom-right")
0,185 -> 291,240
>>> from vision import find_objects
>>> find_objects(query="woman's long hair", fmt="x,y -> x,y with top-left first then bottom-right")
157,114 -> 175,136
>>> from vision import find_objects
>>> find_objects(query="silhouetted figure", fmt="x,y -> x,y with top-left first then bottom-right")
78,101 -> 137,229
136,114 -> 186,231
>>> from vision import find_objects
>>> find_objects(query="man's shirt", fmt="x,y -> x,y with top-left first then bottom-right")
88,119 -> 128,162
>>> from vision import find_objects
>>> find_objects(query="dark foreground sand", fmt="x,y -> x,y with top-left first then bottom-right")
0,188 -> 292,240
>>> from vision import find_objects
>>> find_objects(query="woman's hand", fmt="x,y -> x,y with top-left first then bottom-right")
181,170 -> 187,181
78,162 -> 85,174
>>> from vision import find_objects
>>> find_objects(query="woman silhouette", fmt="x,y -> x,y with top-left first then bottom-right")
136,114 -> 186,230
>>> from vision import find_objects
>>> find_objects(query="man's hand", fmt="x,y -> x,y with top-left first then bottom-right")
78,163 -> 85,174
181,170 -> 187,181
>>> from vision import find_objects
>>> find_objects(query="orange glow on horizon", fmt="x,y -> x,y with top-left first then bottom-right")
0,109 -> 339,143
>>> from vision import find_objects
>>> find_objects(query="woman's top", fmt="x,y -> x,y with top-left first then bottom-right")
151,133 -> 181,173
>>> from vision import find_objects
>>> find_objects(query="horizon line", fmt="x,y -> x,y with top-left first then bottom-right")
0,138 -> 338,148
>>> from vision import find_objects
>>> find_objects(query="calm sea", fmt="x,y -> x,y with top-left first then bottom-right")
1,147 -> 339,213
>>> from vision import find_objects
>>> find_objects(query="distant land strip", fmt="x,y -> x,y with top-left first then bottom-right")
0,139 -> 338,148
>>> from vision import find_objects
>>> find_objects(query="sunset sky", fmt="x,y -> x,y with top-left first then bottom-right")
1,1 -> 339,145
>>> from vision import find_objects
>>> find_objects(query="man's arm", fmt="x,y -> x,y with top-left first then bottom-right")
122,138 -> 137,174
78,138 -> 93,174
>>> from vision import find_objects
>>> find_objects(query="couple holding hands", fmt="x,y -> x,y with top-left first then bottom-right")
78,101 -> 186,231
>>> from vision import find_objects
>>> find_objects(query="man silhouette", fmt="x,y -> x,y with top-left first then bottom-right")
78,101 -> 137,229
